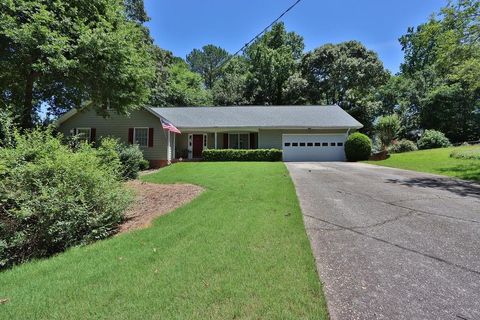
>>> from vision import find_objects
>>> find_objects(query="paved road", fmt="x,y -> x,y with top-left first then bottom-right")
286,162 -> 480,320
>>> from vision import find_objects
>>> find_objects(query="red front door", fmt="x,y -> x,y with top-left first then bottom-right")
192,135 -> 204,158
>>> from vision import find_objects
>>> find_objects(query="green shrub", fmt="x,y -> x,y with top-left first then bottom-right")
97,137 -> 123,174
417,130 -> 451,150
116,143 -> 149,179
450,147 -> 480,160
0,128 -> 132,269
345,132 -> 372,161
96,137 -> 149,180
388,139 -> 418,153
202,149 -> 282,161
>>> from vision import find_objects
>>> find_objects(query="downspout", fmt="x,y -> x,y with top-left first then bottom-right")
167,130 -> 171,164
173,133 -> 176,161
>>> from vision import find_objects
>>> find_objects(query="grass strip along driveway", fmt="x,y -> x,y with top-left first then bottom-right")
0,162 -> 327,319
366,146 -> 480,182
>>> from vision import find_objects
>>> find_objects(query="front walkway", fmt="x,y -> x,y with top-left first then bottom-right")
287,162 -> 480,320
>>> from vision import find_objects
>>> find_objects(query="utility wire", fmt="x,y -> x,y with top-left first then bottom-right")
216,0 -> 303,71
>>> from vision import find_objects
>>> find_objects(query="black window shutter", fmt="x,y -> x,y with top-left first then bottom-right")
128,128 -> 134,144
249,133 -> 256,149
148,128 -> 154,147
223,133 -> 228,149
90,128 -> 96,143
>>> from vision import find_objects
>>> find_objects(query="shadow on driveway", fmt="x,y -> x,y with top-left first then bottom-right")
386,176 -> 480,198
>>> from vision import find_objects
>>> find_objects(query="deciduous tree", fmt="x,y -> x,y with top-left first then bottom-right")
398,0 -> 479,142
162,58 -> 212,106
302,41 -> 389,133
0,0 -> 155,128
124,0 -> 149,24
244,22 -> 305,105
212,56 -> 250,105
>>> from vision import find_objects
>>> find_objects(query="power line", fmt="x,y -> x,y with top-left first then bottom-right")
216,0 -> 304,70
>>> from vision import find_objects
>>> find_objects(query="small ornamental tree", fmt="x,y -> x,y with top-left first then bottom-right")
375,114 -> 401,150
345,132 -> 372,161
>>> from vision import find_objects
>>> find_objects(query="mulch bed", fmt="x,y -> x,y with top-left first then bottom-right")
119,180 -> 203,234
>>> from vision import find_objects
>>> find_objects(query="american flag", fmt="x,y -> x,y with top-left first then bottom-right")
161,118 -> 181,134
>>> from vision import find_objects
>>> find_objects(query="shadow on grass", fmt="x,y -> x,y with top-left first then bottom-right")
436,163 -> 480,182
386,176 -> 480,198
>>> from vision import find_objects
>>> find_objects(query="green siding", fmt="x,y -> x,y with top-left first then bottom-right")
58,108 -> 168,161
175,133 -> 189,158
258,129 -> 348,149
59,109 -> 353,161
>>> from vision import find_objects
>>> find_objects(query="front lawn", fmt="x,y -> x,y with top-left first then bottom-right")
365,146 -> 480,181
0,162 -> 327,319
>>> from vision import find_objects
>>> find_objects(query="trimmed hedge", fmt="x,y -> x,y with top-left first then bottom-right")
202,149 -> 282,161
345,132 -> 372,161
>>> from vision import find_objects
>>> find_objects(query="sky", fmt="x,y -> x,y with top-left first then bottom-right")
144,0 -> 446,74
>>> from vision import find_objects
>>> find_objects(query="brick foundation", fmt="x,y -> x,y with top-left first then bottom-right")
149,160 -> 170,169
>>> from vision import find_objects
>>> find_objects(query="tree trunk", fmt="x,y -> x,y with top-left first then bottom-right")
21,71 -> 35,129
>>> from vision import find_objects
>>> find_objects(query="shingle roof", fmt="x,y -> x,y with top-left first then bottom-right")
149,105 -> 362,129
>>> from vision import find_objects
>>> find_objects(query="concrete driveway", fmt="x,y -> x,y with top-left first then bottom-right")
286,162 -> 480,320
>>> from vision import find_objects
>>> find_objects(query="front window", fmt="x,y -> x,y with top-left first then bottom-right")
134,128 -> 148,147
239,134 -> 249,149
76,128 -> 91,143
228,133 -> 249,149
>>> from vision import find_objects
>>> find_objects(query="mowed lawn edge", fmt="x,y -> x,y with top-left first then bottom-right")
0,162 -> 328,319
364,146 -> 480,182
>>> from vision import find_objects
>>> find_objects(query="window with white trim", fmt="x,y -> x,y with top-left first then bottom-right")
228,133 -> 249,149
134,128 -> 148,147
76,128 -> 91,143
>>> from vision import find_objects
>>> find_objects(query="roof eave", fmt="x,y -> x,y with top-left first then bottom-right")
177,125 -> 363,130
54,109 -> 78,127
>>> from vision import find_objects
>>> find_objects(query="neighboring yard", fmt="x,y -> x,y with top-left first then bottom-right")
365,146 -> 480,182
0,162 -> 327,319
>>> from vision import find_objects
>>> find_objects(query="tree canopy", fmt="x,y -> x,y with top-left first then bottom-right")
211,56 -> 250,106
149,49 -> 212,107
244,22 -> 305,105
301,41 -> 389,133
1,0 -> 478,142
186,45 -> 230,89
124,0 -> 150,24
390,0 -> 480,142
0,0 -> 155,128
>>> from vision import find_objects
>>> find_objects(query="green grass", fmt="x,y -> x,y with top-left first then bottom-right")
365,145 -> 480,181
0,162 -> 327,319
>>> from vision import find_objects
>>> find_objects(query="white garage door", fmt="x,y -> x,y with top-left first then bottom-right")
282,134 -> 347,162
